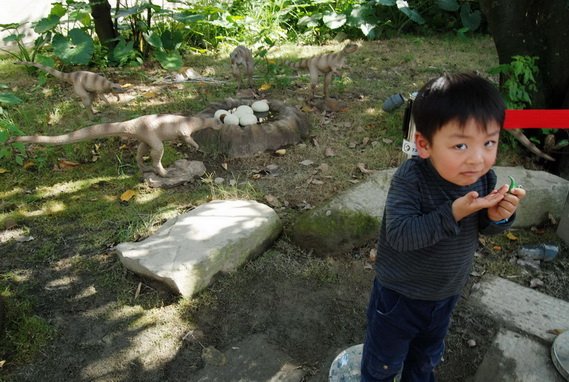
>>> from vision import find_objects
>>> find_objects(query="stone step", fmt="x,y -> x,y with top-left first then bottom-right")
469,276 -> 569,343
473,329 -> 565,382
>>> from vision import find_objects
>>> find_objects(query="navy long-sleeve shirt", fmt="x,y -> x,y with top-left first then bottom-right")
375,157 -> 514,300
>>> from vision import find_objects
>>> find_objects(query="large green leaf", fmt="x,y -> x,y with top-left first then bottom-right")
52,29 -> 94,65
34,15 -> 61,34
323,12 -> 347,30
298,15 -> 322,28
376,0 -> 396,5
49,3 -> 67,17
460,4 -> 481,31
144,31 -> 164,49
172,13 -> 205,23
437,0 -> 460,12
0,93 -> 23,105
153,50 -> 183,71
398,5 -> 426,25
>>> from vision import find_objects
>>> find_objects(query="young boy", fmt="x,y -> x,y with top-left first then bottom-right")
361,72 -> 526,382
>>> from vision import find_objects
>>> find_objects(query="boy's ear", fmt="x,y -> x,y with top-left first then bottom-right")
414,132 -> 431,159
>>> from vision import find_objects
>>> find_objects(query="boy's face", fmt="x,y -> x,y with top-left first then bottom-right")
415,118 -> 500,186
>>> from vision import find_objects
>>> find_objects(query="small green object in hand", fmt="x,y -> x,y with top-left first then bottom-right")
508,176 -> 517,193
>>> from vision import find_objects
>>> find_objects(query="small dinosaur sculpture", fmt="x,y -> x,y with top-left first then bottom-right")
15,61 -> 125,115
285,42 -> 358,100
9,114 -> 222,177
230,45 -> 254,90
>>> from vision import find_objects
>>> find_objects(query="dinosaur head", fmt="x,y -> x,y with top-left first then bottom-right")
343,42 -> 359,54
111,83 -> 126,93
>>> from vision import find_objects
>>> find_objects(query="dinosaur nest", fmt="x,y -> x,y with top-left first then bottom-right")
194,98 -> 310,158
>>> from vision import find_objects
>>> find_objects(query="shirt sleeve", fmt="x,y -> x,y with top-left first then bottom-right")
383,169 -> 461,252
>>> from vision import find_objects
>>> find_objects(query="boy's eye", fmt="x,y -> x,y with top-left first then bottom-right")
485,140 -> 497,148
454,143 -> 467,150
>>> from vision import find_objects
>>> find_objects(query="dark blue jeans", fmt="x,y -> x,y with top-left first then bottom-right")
361,278 -> 460,382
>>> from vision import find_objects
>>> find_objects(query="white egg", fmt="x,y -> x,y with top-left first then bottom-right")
223,113 -> 240,125
251,100 -> 269,112
214,109 -> 229,121
235,105 -> 254,115
239,113 -> 258,126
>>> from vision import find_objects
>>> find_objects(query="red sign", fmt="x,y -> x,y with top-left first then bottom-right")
504,110 -> 569,129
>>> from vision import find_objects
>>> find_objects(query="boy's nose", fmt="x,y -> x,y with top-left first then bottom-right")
466,149 -> 485,164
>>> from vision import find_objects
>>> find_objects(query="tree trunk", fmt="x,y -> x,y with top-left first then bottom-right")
479,0 -> 569,108
89,0 -> 118,54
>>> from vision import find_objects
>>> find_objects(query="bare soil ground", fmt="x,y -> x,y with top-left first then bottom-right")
1,36 -> 568,381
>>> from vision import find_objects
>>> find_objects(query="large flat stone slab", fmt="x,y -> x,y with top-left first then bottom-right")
473,329 -> 565,382
114,200 -> 282,297
192,334 -> 305,382
469,276 -> 569,343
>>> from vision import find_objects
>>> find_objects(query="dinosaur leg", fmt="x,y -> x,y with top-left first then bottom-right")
308,67 -> 319,101
246,63 -> 254,89
147,140 -> 168,177
183,135 -> 200,150
74,84 -> 95,115
323,72 -> 333,99
136,142 -> 154,173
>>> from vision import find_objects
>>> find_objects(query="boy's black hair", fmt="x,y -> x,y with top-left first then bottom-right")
412,72 -> 506,143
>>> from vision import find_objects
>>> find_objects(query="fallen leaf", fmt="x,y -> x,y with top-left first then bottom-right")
369,248 -> 377,262
311,179 -> 324,185
357,163 -> 375,174
300,159 -> 314,166
493,245 -> 502,251
16,235 -> 34,242
382,138 -> 394,144
467,339 -> 477,347
546,328 -> 567,336
506,231 -> 518,241
23,160 -> 35,170
362,137 -> 370,146
324,147 -> 335,157
264,194 -> 281,208
0,360 -> 5,368
318,163 -> 330,173
274,149 -> 286,156
259,83 -> 272,91
134,282 -> 142,299
221,162 -> 228,171
143,90 -> 159,98
0,167 -> 8,174
120,189 -> 136,202
58,159 -> 80,169
301,104 -> 315,113
529,278 -> 544,288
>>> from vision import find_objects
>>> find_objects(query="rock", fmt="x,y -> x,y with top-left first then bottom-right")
144,160 -> 206,188
114,200 -> 282,297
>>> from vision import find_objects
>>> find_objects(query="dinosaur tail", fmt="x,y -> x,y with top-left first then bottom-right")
15,61 -> 70,83
284,58 -> 309,69
13,119 -> 139,145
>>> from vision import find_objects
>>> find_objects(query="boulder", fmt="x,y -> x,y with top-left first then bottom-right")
114,200 -> 282,297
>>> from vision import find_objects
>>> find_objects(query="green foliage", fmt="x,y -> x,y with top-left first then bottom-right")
488,55 -> 539,109
52,28 -> 95,65
0,85 -> 25,166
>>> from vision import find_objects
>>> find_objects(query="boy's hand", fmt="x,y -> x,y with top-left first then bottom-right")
452,185 -> 508,222
487,186 -> 526,222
